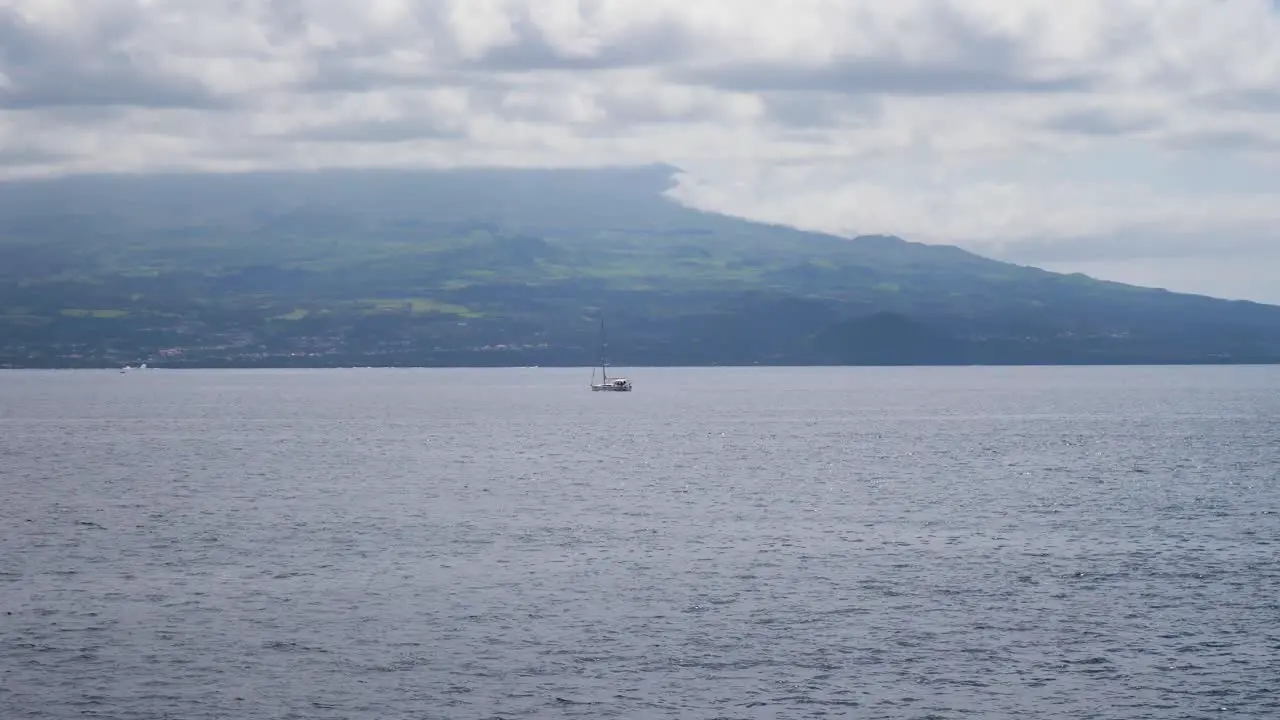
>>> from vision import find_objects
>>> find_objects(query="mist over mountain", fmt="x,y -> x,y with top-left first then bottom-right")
3,165 -> 1279,368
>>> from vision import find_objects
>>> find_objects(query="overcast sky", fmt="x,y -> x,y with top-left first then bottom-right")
3,0 -> 1280,302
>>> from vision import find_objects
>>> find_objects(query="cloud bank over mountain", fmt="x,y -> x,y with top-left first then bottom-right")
3,0 -> 1280,300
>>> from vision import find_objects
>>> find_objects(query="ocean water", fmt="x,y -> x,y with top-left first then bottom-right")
1,366 -> 1278,719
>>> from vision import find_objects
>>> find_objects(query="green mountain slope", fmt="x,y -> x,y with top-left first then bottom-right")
2,165 -> 1278,368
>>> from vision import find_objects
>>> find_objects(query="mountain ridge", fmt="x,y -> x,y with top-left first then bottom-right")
1,165 -> 1278,368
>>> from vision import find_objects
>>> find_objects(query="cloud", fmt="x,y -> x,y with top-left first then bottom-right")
669,3 -> 1096,97
0,5 -> 222,109
665,159 -> 1280,247
458,6 -> 698,72
676,58 -> 1090,97
1043,108 -> 1160,137
3,0 -> 1280,300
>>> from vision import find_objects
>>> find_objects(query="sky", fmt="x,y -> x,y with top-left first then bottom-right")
3,0 -> 1280,302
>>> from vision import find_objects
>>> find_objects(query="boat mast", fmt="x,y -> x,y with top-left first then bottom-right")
599,316 -> 608,382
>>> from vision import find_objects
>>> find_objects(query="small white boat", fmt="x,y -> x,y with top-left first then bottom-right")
592,376 -> 632,392
590,317 -> 632,392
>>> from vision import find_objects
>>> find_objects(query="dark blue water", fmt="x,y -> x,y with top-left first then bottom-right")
2,366 -> 1278,719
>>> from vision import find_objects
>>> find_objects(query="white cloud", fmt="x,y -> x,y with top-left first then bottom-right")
3,0 -> 1280,299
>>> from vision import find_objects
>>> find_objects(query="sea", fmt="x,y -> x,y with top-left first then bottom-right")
1,366 -> 1278,719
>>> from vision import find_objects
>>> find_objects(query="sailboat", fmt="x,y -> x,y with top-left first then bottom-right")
590,317 -> 632,392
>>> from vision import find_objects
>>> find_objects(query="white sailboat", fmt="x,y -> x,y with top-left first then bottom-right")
590,317 -> 632,392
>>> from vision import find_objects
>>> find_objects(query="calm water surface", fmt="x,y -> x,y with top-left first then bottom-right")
2,366 -> 1279,719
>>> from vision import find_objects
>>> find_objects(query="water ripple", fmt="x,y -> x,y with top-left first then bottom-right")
2,366 -> 1279,719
